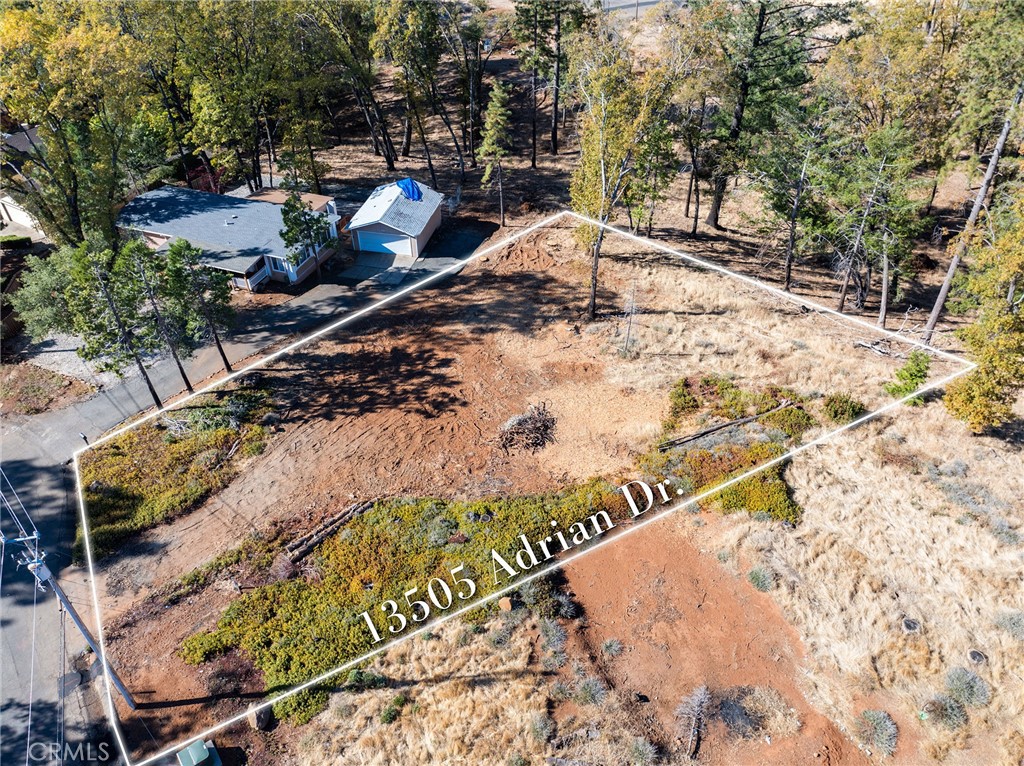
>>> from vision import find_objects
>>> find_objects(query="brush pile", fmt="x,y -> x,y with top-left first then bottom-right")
499,402 -> 556,454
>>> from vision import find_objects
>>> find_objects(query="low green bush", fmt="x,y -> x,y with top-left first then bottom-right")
530,712 -> 554,743
945,667 -> 990,707
179,630 -> 234,665
759,406 -> 816,439
884,350 -> 931,405
627,737 -> 658,766
574,676 -> 607,706
822,393 -> 867,424
601,638 -> 623,657
995,611 -> 1024,641
855,710 -> 898,756
748,567 -> 775,592
924,695 -> 967,730
665,378 -> 700,429
380,693 -> 408,724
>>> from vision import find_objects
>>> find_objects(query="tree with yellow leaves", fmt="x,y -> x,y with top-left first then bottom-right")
945,195 -> 1024,431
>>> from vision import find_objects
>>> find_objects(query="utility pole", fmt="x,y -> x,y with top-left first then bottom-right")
1,469 -> 137,711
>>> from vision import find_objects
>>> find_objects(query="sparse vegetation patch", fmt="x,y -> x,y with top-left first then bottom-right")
79,383 -> 273,560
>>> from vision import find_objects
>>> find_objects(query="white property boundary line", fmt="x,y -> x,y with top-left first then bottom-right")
71,210 -> 975,766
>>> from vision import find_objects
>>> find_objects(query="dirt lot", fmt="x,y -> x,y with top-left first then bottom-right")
77,216 -> 969,763
0,361 -> 92,415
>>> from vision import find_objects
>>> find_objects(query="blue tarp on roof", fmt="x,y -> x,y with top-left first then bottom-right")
396,177 -> 422,201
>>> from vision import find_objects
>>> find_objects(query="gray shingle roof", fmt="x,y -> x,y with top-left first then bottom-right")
118,186 -> 327,271
347,179 -> 443,237
154,238 -> 264,276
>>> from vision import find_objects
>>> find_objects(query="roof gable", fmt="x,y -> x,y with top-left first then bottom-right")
348,179 -> 443,236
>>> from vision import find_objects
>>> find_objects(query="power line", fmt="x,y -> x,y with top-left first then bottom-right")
0,467 -> 137,712
25,577 -> 38,766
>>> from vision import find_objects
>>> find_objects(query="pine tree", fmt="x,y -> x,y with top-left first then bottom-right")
280,190 -> 326,280
478,81 -> 513,227
163,239 -> 234,375
11,237 -> 164,408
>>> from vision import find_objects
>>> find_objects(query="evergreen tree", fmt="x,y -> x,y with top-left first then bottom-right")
280,191 -> 327,280
123,239 -> 195,393
163,239 -> 234,375
12,237 -> 164,408
478,81 -> 513,227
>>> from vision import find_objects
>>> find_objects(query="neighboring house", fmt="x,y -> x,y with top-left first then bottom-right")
1,126 -> 43,231
118,186 -> 340,291
347,178 -> 443,265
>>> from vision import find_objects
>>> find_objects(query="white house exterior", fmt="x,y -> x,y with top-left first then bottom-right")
347,179 -> 443,265
0,193 -> 39,230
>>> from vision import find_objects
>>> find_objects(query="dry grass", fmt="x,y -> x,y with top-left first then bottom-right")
716,402 -> 1024,763
298,618 -> 658,766
743,686 -> 803,739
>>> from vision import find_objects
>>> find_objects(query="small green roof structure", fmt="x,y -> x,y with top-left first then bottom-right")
175,740 -> 223,766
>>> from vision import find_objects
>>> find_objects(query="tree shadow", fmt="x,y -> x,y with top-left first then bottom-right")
242,266 -> 616,430
1,697 -> 116,766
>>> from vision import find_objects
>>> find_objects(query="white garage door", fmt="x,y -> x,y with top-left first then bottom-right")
356,230 -> 412,256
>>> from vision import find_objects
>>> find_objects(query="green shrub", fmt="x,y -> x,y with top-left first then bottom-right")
550,681 -> 572,701
748,567 -> 775,592
666,378 -> 700,427
272,686 -> 330,724
759,406 -> 816,439
508,755 -> 528,766
530,712 -> 554,743
574,676 -> 607,706
345,669 -> 388,691
627,737 -> 658,766
855,710 -> 898,757
380,693 -> 408,724
540,618 -> 567,652
995,611 -> 1024,641
822,393 -> 867,424
179,630 -> 233,665
945,667 -> 990,707
541,651 -> 567,670
884,350 -> 931,405
924,695 -> 967,730
601,638 -> 623,658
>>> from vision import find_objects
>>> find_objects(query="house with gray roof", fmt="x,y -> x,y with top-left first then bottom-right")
118,186 -> 340,291
347,178 -> 443,265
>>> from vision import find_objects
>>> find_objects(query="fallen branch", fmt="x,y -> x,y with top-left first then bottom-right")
499,402 -> 556,454
288,500 -> 376,563
658,400 -> 794,453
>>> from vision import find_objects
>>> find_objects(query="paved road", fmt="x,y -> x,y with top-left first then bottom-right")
0,231 -> 481,764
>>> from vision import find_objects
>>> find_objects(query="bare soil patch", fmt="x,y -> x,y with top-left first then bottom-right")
0,361 -> 92,415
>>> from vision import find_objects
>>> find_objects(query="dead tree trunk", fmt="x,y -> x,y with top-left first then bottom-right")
922,78 -> 1024,344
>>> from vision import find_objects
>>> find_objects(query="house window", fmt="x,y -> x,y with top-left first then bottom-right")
269,257 -> 287,272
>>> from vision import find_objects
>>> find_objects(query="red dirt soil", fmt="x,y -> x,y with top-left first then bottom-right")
563,513 -> 870,766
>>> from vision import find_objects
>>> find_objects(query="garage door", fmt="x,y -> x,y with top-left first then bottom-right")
356,230 -> 412,256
